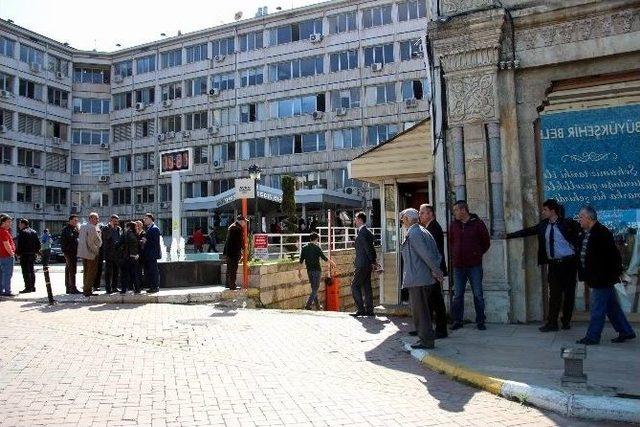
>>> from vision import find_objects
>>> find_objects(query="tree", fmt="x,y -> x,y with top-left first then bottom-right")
280,175 -> 298,255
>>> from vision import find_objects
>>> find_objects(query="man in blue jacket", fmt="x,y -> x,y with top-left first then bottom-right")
142,213 -> 161,293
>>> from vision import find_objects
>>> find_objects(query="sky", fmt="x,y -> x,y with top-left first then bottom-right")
1,0 -> 328,52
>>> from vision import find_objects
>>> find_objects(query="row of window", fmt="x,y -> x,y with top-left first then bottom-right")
0,181 -> 69,205
0,144 -> 68,171
0,109 -> 71,139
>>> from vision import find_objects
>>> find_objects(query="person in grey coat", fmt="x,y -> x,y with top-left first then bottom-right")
400,208 -> 444,349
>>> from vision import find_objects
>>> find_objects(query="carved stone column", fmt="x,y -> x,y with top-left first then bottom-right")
487,121 -> 505,237
451,126 -> 466,200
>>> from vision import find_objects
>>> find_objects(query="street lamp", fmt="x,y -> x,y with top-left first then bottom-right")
248,164 -> 262,233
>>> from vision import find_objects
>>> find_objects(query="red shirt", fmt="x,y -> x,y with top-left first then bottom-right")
0,228 -> 15,257
193,230 -> 205,246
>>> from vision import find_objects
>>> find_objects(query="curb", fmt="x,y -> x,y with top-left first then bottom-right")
402,341 -> 640,424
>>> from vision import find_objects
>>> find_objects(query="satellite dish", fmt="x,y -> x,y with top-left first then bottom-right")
234,11 -> 243,21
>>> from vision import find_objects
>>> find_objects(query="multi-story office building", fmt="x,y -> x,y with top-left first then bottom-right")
0,0 -> 429,235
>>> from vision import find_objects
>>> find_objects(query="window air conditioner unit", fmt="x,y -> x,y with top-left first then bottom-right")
162,99 -> 172,108
207,125 -> 219,135
100,142 -> 109,149
344,186 -> 360,196
55,71 -> 64,79
182,131 -> 191,139
135,102 -> 146,111
335,107 -> 347,116
309,33 -> 323,43
312,111 -> 324,120
29,167 -> 38,176
0,89 -> 11,98
213,159 -> 223,169
114,74 -> 124,83
99,175 -> 109,182
160,202 -> 170,209
71,206 -> 81,214
157,133 -> 166,142
72,202 -> 79,208
405,98 -> 418,108
411,51 -> 424,59
30,62 -> 41,73
52,137 -> 61,145
135,204 -> 144,211
167,131 -> 176,139
0,125 -> 8,133
371,62 -> 383,72
213,54 -> 226,63
54,204 -> 62,211
208,88 -> 220,97
33,202 -> 43,210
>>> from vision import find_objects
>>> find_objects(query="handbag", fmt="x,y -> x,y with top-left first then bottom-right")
614,282 -> 632,313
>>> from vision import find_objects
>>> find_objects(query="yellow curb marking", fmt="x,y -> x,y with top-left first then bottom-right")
422,354 -> 505,395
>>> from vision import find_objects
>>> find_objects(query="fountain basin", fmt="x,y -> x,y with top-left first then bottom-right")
158,260 -> 222,288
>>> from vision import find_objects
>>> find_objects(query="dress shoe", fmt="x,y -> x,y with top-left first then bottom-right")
477,323 -> 486,331
561,324 -> 571,330
364,311 -> 375,317
450,322 -> 463,331
19,288 -> 35,294
435,332 -> 448,339
576,337 -> 599,345
349,311 -> 365,317
1,292 -> 15,297
408,330 -> 418,336
66,289 -> 82,295
146,288 -> 159,294
84,293 -> 98,297
119,291 -> 127,295
411,341 -> 435,350
611,333 -> 636,343
539,324 -> 559,332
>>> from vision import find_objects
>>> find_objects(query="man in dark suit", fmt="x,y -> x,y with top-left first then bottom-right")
350,212 -> 377,317
223,215 -> 245,290
16,218 -> 40,293
575,206 -> 635,345
142,213 -> 161,293
419,204 -> 448,338
507,199 -> 581,331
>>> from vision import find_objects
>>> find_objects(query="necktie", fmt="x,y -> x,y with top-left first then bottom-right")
549,223 -> 555,259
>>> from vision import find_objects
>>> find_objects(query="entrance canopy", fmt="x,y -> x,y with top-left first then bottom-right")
350,117 -> 433,184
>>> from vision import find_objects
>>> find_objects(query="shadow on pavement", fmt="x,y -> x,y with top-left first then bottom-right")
209,308 -> 238,317
354,315 -> 391,334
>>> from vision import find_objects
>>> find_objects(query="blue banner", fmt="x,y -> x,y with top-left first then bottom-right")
540,104 -> 640,225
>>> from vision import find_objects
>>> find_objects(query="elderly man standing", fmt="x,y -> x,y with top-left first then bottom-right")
400,208 -> 444,349
78,212 -> 102,297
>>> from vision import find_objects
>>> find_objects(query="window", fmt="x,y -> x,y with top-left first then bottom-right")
212,142 -> 235,162
112,188 -> 132,205
333,168 -> 360,189
402,79 -> 428,100
0,36 -> 15,58
185,110 -> 208,130
269,55 -> 323,82
160,115 -> 182,132
113,60 -> 133,78
17,148 -> 41,168
239,67 -> 263,87
367,124 -> 399,146
240,103 -> 262,123
296,171 -> 327,190
46,187 -> 67,205
47,55 -> 69,76
362,5 -> 392,29
270,19 -> 323,45
159,184 -> 172,202
330,50 -> 358,72
240,139 -> 265,160
46,153 -> 67,172
46,120 -> 68,140
328,11 -> 357,34
370,83 -> 396,105
212,37 -> 235,57
73,98 -> 110,114
113,92 -> 132,110
17,113 -> 42,136
212,108 -> 231,126
211,73 -> 234,91
72,129 -> 109,145
186,43 -> 208,63
111,155 -> 132,174
239,31 -> 263,52
18,78 -> 43,101
400,39 -> 423,61
47,87 -> 69,108
135,120 -> 155,138
134,187 -> 155,204
136,55 -> 156,74
270,132 -> 325,156
193,146 -> 209,164
72,159 -> 110,176
330,88 -> 360,110
134,152 -> 155,171
135,87 -> 155,104
0,72 -> 13,93
271,94 -> 324,118
19,44 -> 44,66
398,0 -> 427,21
112,123 -> 131,142
211,178 -> 233,195
333,128 -> 362,150
364,44 -> 394,66
160,49 -> 182,69
0,182 -> 11,202
269,174 -> 283,189
0,145 -> 11,164
161,81 -> 182,100
74,67 -> 109,83
186,76 -> 208,97
185,182 -> 209,198
17,184 -> 32,203
0,109 -> 11,129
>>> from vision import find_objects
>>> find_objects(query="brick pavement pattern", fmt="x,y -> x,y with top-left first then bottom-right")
0,300 -> 598,426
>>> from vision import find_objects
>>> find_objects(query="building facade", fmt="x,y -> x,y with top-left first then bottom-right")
0,0 -> 430,235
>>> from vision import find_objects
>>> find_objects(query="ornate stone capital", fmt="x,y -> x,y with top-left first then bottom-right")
446,71 -> 497,125
440,0 -> 498,16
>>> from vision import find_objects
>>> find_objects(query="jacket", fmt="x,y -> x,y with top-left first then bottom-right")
354,225 -> 377,269
577,221 -> 623,289
16,227 -> 41,255
40,233 -> 52,251
142,224 -> 161,260
77,223 -> 102,260
123,230 -> 140,258
425,219 -> 447,275
101,224 -> 122,260
507,217 -> 580,265
223,221 -> 243,259
60,224 -> 79,255
449,214 -> 490,268
401,224 -> 442,289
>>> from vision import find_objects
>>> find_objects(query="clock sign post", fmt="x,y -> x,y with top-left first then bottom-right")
235,178 -> 255,289
159,148 -> 193,253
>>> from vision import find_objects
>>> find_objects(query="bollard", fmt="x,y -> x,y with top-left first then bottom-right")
42,265 -> 55,305
560,346 -> 587,386
325,275 -> 340,311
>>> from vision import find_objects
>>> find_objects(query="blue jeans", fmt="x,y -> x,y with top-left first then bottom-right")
306,270 -> 321,308
585,286 -> 635,342
0,257 -> 14,294
452,266 -> 486,324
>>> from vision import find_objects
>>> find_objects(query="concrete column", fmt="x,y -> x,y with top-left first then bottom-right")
487,121 -> 505,237
451,126 -> 466,200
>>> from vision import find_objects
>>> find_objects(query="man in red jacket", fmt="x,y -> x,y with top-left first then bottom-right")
449,200 -> 491,330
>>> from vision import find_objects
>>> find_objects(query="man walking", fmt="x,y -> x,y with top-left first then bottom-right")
449,201 -> 491,330
507,199 -> 580,331
207,226 -> 217,253
299,232 -> 335,310
400,208 -> 444,349
350,212 -> 377,317
575,206 -> 636,345
223,215 -> 245,290
142,213 -> 161,293
419,204 -> 449,338
16,219 -> 40,293
77,213 -> 102,297
101,215 -> 122,294
60,215 -> 81,294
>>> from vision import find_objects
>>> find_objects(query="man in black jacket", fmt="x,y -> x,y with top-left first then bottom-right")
16,219 -> 40,293
575,206 -> 636,345
350,212 -> 377,317
507,199 -> 580,331
60,215 -> 81,294
101,214 -> 122,294
223,215 -> 245,290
